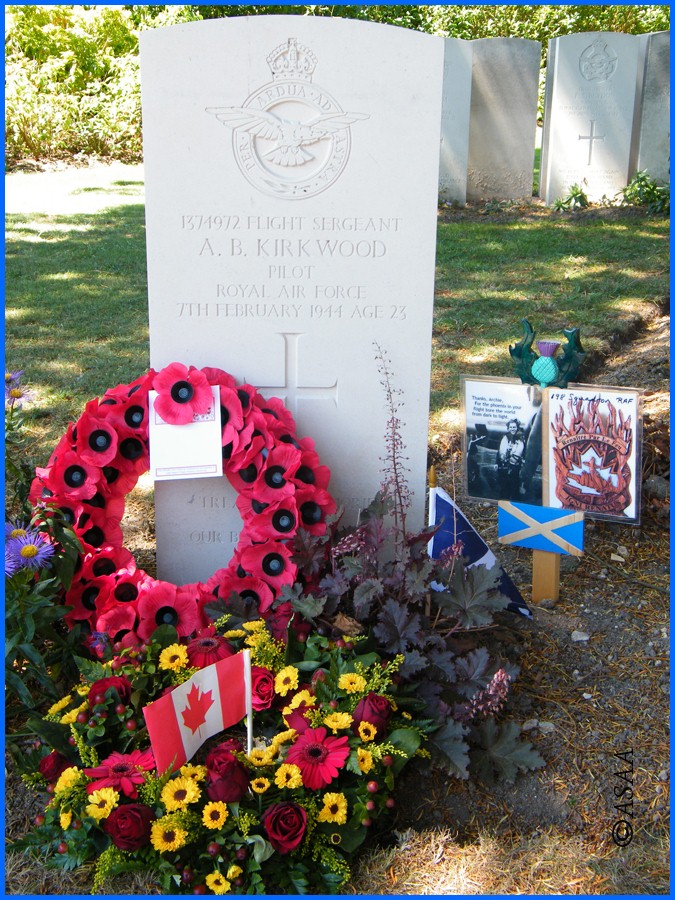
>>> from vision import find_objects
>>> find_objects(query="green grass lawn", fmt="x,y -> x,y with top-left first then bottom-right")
5,189 -> 669,466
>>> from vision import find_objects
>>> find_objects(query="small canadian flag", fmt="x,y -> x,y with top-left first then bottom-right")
143,649 -> 252,774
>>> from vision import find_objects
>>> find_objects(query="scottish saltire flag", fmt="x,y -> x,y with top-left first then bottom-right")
429,486 -> 531,618
143,650 -> 253,774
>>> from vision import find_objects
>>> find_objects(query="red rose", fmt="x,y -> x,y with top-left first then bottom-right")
103,803 -> 155,850
261,802 -> 307,855
250,666 -> 274,711
88,675 -> 132,709
351,691 -> 392,738
205,742 -> 249,802
38,750 -> 71,783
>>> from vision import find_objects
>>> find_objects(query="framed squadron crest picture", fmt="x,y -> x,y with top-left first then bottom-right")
543,385 -> 643,524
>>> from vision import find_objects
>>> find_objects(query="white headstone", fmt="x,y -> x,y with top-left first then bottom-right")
635,31 -> 670,185
439,38 -> 473,205
540,32 -> 643,204
140,16 -> 444,584
466,38 -> 541,202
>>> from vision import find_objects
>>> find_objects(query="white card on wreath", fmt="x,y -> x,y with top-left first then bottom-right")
148,387 -> 222,481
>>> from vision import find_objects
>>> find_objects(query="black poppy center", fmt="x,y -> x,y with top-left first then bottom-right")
89,429 -> 112,453
115,583 -> 139,603
82,586 -> 100,611
102,466 -> 120,484
93,559 -> 116,577
237,389 -> 250,409
240,589 -> 260,604
155,606 -> 179,626
262,553 -> 285,576
264,466 -> 286,489
124,405 -> 145,428
171,380 -> 194,404
272,510 -> 295,533
239,463 -> 257,484
251,499 -> 268,514
85,492 -> 106,509
61,507 -> 76,526
82,526 -> 105,547
296,465 -> 316,485
301,501 -> 322,525
120,438 -> 143,460
220,405 -> 230,426
64,465 -> 87,488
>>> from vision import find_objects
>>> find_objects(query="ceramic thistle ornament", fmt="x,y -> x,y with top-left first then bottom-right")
509,320 -> 585,388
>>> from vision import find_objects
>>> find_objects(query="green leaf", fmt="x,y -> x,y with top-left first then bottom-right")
352,578 -> 384,618
429,719 -> 471,779
245,833 -> 275,864
434,562 -> 510,628
74,656 -> 109,681
470,719 -> 546,784
26,716 -> 78,758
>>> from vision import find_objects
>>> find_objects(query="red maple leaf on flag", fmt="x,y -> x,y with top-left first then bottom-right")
181,682 -> 215,735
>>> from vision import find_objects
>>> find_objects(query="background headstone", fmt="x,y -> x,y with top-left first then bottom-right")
633,31 -> 670,185
140,16 -> 444,584
466,37 -> 541,202
439,37 -> 472,205
540,32 -> 644,204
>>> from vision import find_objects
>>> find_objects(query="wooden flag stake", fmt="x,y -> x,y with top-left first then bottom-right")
532,549 -> 561,602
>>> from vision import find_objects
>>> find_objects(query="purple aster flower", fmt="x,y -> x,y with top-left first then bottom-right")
6,532 -> 56,571
5,548 -> 20,578
5,380 -> 33,409
5,370 -> 24,387
5,520 -> 33,541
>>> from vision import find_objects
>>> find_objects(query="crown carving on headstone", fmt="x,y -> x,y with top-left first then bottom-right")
267,38 -> 317,80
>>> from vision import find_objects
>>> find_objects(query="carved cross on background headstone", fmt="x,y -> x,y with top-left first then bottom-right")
252,332 -> 338,415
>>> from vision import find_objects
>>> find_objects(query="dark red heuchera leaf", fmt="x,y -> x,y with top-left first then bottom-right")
181,682 -> 215,735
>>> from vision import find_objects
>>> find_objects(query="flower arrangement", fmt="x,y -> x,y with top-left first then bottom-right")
19,617 -> 431,894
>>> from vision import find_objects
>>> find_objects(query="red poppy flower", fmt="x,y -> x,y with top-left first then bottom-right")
74,495 -> 125,550
236,540 -> 296,593
186,625 -> 234,669
243,497 -> 299,543
285,727 -> 350,790
250,444 -> 301,504
106,434 -> 149,477
109,567 -> 152,606
64,575 -> 115,626
74,400 -> 119,466
291,436 -> 332,491
251,394 -> 297,437
203,571 -> 275,616
100,394 -> 150,441
294,486 -> 337,536
226,429 -> 271,492
49,448 -> 101,501
136,580 -> 200,640
80,546 -> 135,582
153,362 -> 213,425
95,603 -> 139,645
84,748 -> 155,798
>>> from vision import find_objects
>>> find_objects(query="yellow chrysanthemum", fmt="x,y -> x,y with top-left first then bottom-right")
274,666 -> 299,697
244,632 -> 265,648
251,777 -> 270,794
205,872 -> 231,895
357,747 -> 374,774
247,746 -> 274,767
54,766 -> 83,795
180,763 -> 208,782
226,864 -> 243,881
282,689 -> 315,715
338,673 -> 366,694
161,775 -> 201,811
47,695 -> 73,715
60,701 -> 88,725
222,629 -> 246,640
60,810 -> 73,830
151,819 -> 188,852
317,792 -> 348,825
242,620 -> 266,632
86,787 -> 120,821
76,684 -> 90,696
202,801 -> 229,830
274,763 -> 303,790
271,728 -> 297,747
159,643 -> 189,672
323,711 -> 353,733
358,721 -> 377,742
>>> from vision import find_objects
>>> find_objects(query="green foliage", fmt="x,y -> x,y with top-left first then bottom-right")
469,719 -> 545,784
552,183 -> 590,211
619,170 -> 670,215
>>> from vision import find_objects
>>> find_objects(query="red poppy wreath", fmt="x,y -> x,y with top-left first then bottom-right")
29,363 -> 337,656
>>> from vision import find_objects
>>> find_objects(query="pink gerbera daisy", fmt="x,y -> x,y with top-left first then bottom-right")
284,727 -> 350,790
186,625 -> 234,669
84,748 -> 155,798
153,363 -> 213,426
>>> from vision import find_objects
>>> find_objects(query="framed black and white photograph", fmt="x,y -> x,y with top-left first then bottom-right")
461,376 -> 544,504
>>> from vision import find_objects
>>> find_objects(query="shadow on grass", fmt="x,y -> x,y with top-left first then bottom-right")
6,203 -> 149,453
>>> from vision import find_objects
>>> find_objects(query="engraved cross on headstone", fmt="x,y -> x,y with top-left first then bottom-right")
578,119 -> 605,165
252,332 -> 339,415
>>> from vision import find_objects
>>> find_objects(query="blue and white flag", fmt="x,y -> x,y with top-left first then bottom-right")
428,486 -> 531,618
